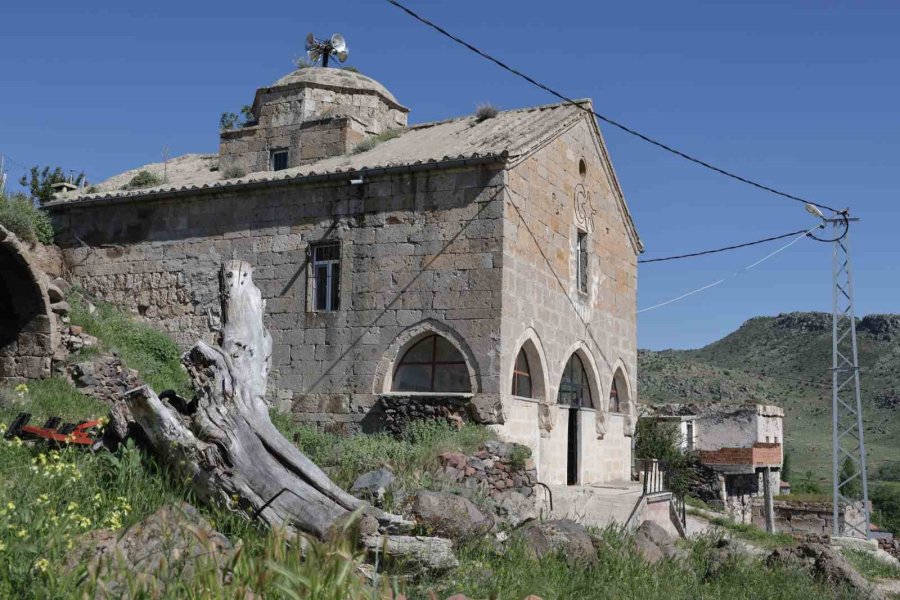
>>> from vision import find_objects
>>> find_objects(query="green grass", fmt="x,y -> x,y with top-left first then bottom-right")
707,516 -> 796,550
414,529 -> 861,600
68,294 -> 190,395
842,549 -> 900,581
775,492 -> 832,503
272,413 -> 494,504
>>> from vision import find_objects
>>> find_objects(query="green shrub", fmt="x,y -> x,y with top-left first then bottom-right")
68,295 -> 190,395
0,193 -> 54,244
842,548 -> 900,580
351,129 -> 402,154
871,481 -> 900,535
507,444 -> 532,470
121,170 -> 163,191
876,461 -> 900,482
474,102 -> 499,122
222,165 -> 246,179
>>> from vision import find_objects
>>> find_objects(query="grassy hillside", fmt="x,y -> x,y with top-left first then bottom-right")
639,312 -> 900,489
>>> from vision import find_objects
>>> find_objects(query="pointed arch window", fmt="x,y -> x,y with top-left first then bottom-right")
392,334 -> 471,393
558,353 -> 592,408
609,377 -> 620,413
511,348 -> 533,398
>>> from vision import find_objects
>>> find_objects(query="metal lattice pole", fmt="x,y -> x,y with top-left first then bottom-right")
830,214 -> 871,539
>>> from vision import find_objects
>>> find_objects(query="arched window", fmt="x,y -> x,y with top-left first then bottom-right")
558,353 -> 592,408
392,334 -> 471,393
609,377 -> 620,413
511,348 -> 533,398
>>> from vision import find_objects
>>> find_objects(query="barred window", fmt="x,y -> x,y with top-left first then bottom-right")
576,230 -> 588,294
392,334 -> 470,393
271,148 -> 289,171
511,348 -> 533,398
311,242 -> 340,312
558,353 -> 592,408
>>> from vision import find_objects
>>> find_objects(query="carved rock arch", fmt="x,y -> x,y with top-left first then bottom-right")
0,225 -> 58,382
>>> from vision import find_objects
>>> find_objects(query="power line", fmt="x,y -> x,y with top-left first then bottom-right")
638,224 -> 823,313
639,227 -> 816,264
384,0 -> 840,214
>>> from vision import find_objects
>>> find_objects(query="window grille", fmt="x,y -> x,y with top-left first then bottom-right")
576,230 -> 588,294
311,242 -> 340,312
512,348 -> 533,398
392,334 -> 471,393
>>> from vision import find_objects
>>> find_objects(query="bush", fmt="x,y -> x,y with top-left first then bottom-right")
0,193 -> 54,244
222,166 -> 246,180
876,461 -> 900,482
475,102 -> 499,122
121,170 -> 163,191
351,129 -> 402,154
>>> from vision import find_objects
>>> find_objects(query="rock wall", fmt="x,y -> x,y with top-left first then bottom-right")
0,226 -> 60,382
438,440 -> 538,501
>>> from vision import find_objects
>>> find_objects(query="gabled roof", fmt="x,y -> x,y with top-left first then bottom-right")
49,100 -> 591,207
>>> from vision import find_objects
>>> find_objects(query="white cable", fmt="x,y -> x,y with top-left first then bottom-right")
638,224 -> 823,314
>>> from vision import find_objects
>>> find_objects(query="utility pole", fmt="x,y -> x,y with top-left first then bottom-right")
806,205 -> 870,539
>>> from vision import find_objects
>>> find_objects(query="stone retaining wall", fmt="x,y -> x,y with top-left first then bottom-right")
438,440 -> 538,500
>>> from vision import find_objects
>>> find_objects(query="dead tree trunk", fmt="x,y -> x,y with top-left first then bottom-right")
126,260 -> 411,539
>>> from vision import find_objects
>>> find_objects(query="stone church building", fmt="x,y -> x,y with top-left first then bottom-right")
48,66 -> 643,486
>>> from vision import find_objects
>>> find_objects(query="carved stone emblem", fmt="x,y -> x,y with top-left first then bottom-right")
573,183 -> 597,233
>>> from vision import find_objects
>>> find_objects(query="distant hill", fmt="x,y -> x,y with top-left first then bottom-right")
638,312 -> 900,484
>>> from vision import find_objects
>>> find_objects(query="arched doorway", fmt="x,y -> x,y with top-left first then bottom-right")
558,353 -> 593,485
0,226 -> 55,381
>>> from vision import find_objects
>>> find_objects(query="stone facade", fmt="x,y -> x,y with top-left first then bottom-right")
0,225 -> 59,382
220,68 -> 409,177
47,68 -> 642,486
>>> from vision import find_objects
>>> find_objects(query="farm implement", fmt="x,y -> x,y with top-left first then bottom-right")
3,413 -> 104,449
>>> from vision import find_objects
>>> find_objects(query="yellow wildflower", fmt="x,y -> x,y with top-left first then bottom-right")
6,501 -> 15,511
14,383 -> 28,395
16,529 -> 27,538
34,558 -> 49,573
0,540 -> 6,552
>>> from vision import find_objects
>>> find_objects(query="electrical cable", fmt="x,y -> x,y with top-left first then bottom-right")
639,227 -> 816,264
384,0 -> 840,214
637,223 -> 824,313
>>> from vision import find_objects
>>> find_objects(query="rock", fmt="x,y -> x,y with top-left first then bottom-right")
494,490 -> 539,527
50,301 -> 70,315
411,491 -> 492,540
517,519 -> 596,565
66,503 -> 233,597
69,325 -> 83,335
351,467 -> 396,505
361,534 -> 458,571
767,542 -> 886,600
51,277 -> 72,294
632,520 -> 685,564
438,451 -> 467,470
46,283 -> 65,303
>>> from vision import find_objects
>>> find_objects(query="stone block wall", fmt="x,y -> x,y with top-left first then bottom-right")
0,226 -> 58,382
751,499 -> 866,538
499,114 -> 639,483
438,440 -> 538,500
51,165 -> 506,428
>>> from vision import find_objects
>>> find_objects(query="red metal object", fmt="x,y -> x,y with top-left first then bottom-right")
4,413 -> 102,447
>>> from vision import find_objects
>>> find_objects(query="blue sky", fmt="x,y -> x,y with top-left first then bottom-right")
1,1 -> 897,350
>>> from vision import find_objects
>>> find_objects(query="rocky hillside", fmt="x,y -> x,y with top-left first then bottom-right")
639,312 -> 900,482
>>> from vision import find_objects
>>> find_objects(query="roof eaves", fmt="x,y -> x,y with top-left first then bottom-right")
45,152 -> 509,211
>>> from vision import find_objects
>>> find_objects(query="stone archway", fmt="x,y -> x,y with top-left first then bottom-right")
0,225 -> 57,382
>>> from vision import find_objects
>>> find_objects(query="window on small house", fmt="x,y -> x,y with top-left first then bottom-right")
576,230 -> 588,294
685,421 -> 695,452
558,353 -> 592,408
271,149 -> 289,171
512,348 -> 533,398
392,334 -> 471,393
311,242 -> 341,312
609,377 -> 620,413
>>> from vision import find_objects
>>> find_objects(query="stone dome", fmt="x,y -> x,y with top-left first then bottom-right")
268,67 -> 407,111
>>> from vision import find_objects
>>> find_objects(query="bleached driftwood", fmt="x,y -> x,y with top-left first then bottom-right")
126,261 -> 416,543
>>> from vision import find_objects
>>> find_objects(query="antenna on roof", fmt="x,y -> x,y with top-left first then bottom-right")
304,32 -> 350,68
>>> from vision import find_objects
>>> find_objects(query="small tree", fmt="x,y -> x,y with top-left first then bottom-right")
782,451 -> 792,482
19,166 -> 85,202
840,457 -> 862,499
220,112 -> 239,132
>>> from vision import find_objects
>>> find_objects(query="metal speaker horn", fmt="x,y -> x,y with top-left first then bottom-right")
307,48 -> 322,64
304,32 -> 316,51
336,49 -> 349,63
331,33 -> 346,53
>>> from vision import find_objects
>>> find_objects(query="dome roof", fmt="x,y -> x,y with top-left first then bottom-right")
269,67 -> 406,110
